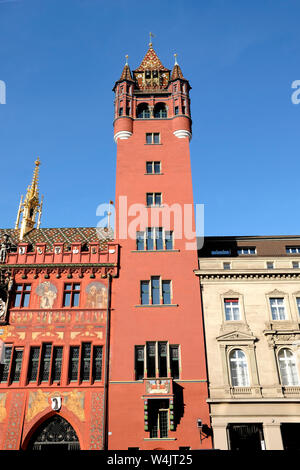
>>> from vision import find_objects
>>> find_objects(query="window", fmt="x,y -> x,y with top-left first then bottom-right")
266,262 -> 274,269
140,277 -> 172,305
278,349 -> 299,386
223,262 -> 231,270
174,106 -> 179,115
118,107 -> 123,116
146,133 -> 160,144
68,343 -> 103,383
292,261 -> 300,268
92,346 -> 103,382
80,342 -> 91,381
182,106 -> 186,114
27,344 -> 64,384
14,284 -> 31,307
134,342 -> 180,380
237,247 -> 256,255
69,346 -> 80,381
40,344 -> 52,382
134,346 -> 144,380
270,298 -> 286,320
224,299 -> 241,321
149,399 -> 169,438
136,229 -> 173,251
0,345 -> 12,383
146,193 -> 162,207
286,246 -> 300,254
10,348 -> 24,383
137,103 -> 150,119
51,347 -> 63,382
63,283 -> 81,307
229,349 -> 250,387
162,281 -> 171,305
27,347 -> 40,382
146,161 -> 161,174
211,249 -> 231,256
296,298 -> 300,316
154,103 -> 167,118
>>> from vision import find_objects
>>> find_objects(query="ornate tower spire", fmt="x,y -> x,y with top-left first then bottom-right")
171,53 -> 185,80
15,157 -> 44,240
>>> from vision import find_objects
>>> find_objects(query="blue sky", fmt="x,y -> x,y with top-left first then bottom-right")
0,0 -> 299,236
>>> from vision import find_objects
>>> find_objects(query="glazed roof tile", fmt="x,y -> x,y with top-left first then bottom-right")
0,227 -> 114,251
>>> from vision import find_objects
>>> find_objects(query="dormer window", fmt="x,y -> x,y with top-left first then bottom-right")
145,70 -> 151,79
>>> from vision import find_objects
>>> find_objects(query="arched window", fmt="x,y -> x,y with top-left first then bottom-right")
229,349 -> 250,387
154,103 -> 167,119
278,348 -> 299,386
136,103 -> 150,119
27,415 -> 80,450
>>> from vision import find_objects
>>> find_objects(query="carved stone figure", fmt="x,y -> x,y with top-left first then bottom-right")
0,234 -> 11,263
0,298 -> 6,320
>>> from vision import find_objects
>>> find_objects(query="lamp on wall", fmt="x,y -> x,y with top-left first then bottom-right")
197,419 -> 203,443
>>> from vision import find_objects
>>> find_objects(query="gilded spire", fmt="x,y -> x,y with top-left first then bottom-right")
15,157 -> 44,240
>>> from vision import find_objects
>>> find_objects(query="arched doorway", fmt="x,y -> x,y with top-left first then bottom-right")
27,415 -> 80,450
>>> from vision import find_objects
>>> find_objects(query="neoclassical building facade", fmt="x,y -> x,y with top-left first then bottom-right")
196,235 -> 300,450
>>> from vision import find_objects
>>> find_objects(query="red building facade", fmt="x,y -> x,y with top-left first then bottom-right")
0,224 -> 118,450
109,44 -> 211,449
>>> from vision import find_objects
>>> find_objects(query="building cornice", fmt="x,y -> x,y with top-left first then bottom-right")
195,270 -> 300,281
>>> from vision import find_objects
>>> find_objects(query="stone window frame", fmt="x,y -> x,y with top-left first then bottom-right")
217,337 -> 260,393
275,345 -> 300,387
266,289 -> 292,324
220,290 -> 247,325
227,346 -> 251,387
292,291 -> 300,320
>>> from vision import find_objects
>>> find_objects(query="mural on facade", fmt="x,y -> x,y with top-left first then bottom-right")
35,282 -> 57,309
85,282 -> 107,309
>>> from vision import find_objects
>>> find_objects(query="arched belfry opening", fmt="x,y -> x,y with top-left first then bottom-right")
154,102 -> 167,118
136,103 -> 150,119
26,415 -> 80,451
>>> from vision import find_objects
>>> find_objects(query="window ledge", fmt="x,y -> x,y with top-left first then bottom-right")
135,304 -> 178,308
144,144 -> 162,146
144,173 -> 164,175
144,438 -> 176,441
131,250 -> 180,253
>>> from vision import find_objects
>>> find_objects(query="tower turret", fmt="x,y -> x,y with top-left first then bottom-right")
15,157 -> 43,240
113,44 -> 192,142
113,55 -> 135,142
169,54 -> 192,139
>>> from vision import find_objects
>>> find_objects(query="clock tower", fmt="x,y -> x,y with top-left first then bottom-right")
109,42 -> 211,450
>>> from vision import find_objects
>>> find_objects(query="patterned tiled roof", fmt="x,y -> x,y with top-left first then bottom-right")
134,46 -> 169,72
119,64 -> 134,82
0,227 -> 114,251
171,64 -> 185,81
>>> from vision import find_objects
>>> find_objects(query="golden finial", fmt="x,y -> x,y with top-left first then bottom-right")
125,54 -> 128,65
16,157 -> 44,240
149,32 -> 155,47
174,53 -> 178,65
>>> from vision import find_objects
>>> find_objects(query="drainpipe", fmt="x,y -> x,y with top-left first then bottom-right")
103,273 -> 112,450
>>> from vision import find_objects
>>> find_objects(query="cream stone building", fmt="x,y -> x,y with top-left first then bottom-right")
196,236 -> 300,450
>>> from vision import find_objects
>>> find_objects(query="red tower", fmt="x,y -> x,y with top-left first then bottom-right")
109,43 -> 211,449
